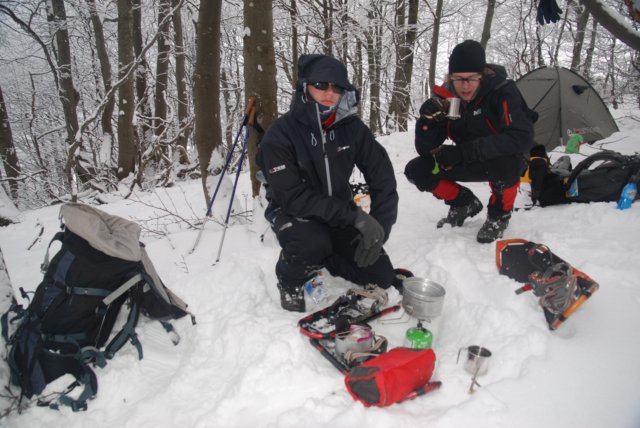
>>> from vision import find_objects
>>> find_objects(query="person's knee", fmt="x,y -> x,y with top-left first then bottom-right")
358,253 -> 395,289
405,157 -> 437,191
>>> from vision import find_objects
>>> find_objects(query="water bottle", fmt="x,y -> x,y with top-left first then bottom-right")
617,176 -> 638,210
303,273 -> 326,308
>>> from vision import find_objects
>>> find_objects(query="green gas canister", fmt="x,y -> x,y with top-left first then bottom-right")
404,326 -> 433,349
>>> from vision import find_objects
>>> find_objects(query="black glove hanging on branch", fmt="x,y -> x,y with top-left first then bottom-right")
352,209 -> 385,268
537,0 -> 563,25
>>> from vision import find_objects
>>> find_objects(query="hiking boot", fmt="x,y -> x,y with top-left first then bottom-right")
277,281 -> 305,312
476,213 -> 511,243
437,187 -> 483,228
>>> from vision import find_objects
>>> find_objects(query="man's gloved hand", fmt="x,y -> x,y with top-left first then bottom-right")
537,0 -> 562,25
419,97 -> 447,123
432,145 -> 463,170
352,209 -> 385,267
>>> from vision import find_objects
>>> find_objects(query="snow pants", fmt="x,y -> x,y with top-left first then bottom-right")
271,214 -> 395,291
404,153 -> 525,217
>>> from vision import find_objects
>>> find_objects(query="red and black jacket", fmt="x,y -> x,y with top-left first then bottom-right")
415,65 -> 535,163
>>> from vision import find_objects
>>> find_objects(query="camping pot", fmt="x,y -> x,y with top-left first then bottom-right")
457,345 -> 492,376
334,324 -> 374,361
402,277 -> 446,320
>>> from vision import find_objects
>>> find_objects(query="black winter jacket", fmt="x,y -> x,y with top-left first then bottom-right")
259,89 -> 398,239
415,65 -> 535,162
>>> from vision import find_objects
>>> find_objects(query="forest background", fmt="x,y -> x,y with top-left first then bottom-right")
0,0 -> 638,215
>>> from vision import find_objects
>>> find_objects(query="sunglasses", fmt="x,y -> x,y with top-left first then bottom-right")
450,75 -> 483,84
310,82 -> 345,95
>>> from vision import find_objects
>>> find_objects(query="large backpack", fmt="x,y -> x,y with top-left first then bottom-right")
3,203 -> 194,411
533,150 -> 640,206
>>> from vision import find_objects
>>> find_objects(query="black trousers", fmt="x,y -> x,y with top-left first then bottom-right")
272,214 -> 395,291
404,154 -> 525,216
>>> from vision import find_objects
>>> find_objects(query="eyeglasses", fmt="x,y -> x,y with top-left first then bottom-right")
310,82 -> 345,95
450,76 -> 483,84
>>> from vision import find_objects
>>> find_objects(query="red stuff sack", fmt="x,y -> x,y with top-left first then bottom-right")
344,347 -> 436,407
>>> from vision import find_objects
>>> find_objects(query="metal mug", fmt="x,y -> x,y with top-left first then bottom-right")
447,97 -> 461,119
457,345 -> 492,376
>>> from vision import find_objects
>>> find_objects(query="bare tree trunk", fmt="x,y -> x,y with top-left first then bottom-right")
553,6 -> 570,65
132,0 -> 152,147
0,84 -> 20,200
428,0 -> 444,92
364,6 -> 382,134
535,25 -> 545,68
193,1 -> 223,205
172,0 -> 190,164
389,0 -> 418,132
570,5 -> 590,72
50,0 -> 87,194
583,18 -> 598,81
244,0 -> 279,197
221,68 -> 233,149
86,0 -> 115,140
480,0 -> 497,50
117,0 -> 137,180
154,0 -> 171,149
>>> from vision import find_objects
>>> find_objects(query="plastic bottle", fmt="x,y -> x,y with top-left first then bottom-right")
617,175 -> 638,210
565,133 -> 584,154
303,273 -> 326,308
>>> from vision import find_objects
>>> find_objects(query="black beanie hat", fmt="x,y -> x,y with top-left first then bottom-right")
448,40 -> 486,74
297,54 -> 355,91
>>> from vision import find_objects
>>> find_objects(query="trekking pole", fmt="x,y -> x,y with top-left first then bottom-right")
214,101 -> 257,264
206,96 -> 256,217
189,96 -> 256,254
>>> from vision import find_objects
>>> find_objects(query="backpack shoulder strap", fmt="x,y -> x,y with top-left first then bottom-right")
566,151 -> 627,186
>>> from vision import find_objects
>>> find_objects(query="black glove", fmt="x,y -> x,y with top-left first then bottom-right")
419,97 -> 447,123
537,0 -> 562,25
433,145 -> 463,170
352,209 -> 385,268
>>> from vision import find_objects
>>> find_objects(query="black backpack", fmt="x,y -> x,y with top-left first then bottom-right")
3,203 -> 194,411
534,150 -> 640,206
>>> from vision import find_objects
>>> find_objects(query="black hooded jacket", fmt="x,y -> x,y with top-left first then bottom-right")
258,88 -> 398,239
415,65 -> 535,162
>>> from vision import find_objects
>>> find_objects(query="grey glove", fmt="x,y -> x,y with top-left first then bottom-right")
353,209 -> 385,267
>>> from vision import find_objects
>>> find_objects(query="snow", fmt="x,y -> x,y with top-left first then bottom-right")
1,107 -> 639,427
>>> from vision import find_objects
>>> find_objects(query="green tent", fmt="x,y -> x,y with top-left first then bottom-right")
515,67 -> 619,151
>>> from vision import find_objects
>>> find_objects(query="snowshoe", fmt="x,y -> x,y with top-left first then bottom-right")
496,239 -> 599,330
298,285 -> 398,372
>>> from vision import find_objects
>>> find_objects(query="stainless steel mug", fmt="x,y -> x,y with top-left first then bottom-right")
457,345 -> 492,376
447,97 -> 461,119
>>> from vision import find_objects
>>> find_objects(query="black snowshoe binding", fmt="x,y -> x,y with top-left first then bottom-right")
496,239 -> 599,330
477,213 -> 510,243
298,284 -> 399,373
437,187 -> 483,228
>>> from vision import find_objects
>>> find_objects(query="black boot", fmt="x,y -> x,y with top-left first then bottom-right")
437,186 -> 483,228
277,280 -> 305,312
476,213 -> 511,243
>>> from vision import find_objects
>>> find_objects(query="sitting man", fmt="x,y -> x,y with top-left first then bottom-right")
258,54 -> 399,311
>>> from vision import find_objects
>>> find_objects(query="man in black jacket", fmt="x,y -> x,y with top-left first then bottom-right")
405,40 -> 535,243
258,54 -> 399,312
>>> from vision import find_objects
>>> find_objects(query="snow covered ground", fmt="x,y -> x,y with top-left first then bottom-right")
1,106 -> 639,427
